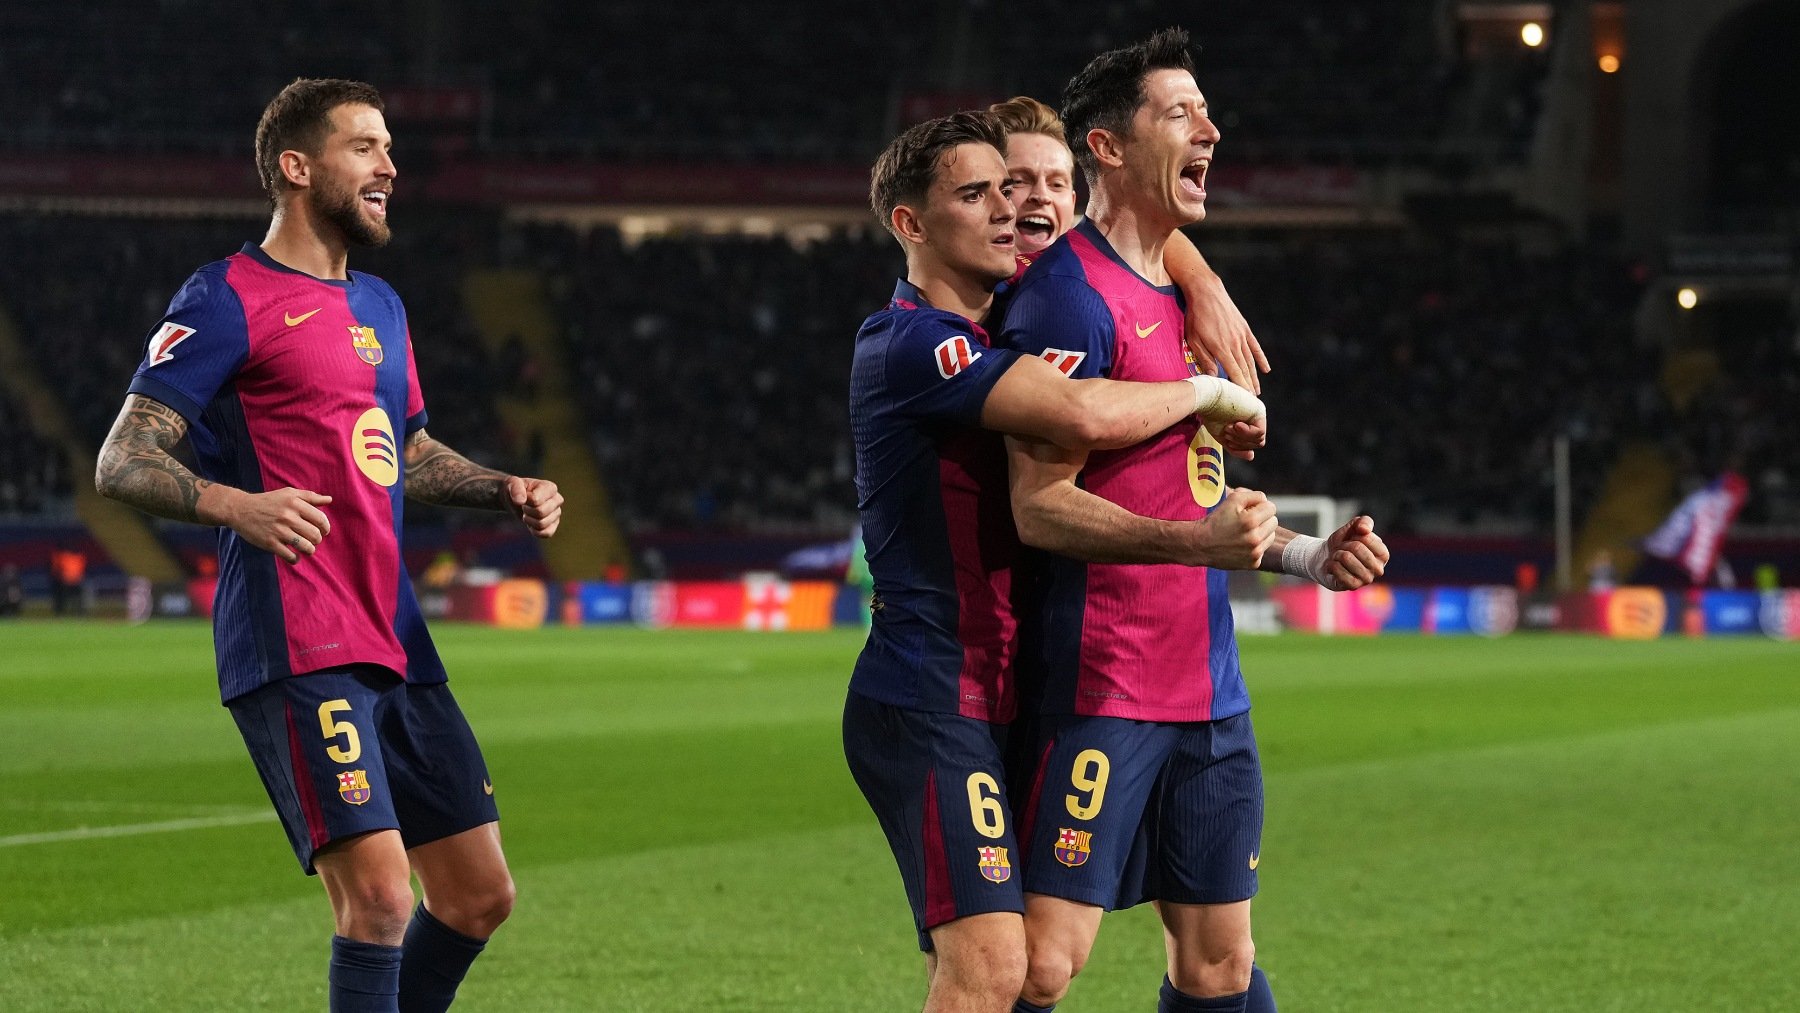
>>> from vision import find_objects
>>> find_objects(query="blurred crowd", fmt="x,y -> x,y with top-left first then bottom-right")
1,1 -> 1530,168
0,391 -> 68,516
3,212 -> 1792,541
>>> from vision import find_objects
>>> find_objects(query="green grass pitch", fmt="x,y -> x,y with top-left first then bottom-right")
1,620 -> 1796,1011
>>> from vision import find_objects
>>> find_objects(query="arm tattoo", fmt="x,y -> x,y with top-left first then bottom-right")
95,395 -> 212,523
403,429 -> 511,510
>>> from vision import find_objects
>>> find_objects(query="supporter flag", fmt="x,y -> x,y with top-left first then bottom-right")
1642,472 -> 1749,585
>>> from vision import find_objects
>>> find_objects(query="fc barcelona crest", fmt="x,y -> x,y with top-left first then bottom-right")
348,324 -> 383,365
337,769 -> 373,805
1055,828 -> 1093,868
977,845 -> 1012,883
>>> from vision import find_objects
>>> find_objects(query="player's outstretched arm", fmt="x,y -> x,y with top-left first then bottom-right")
1257,515 -> 1390,590
1166,228 -> 1269,394
403,430 -> 562,538
1006,435 -> 1276,568
981,354 -> 1264,452
96,394 -> 332,564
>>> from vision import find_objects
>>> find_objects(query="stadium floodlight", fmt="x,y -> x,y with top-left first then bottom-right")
1521,22 -> 1545,47
1677,287 -> 1699,310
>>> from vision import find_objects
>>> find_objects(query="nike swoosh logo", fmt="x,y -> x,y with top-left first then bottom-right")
285,308 -> 322,326
482,780 -> 494,796
1248,852 -> 1260,870
1134,321 -> 1162,339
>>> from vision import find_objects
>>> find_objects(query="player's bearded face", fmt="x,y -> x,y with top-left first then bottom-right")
316,167 -> 391,247
309,104 -> 395,248
1004,132 -> 1078,256
922,144 -> 1018,284
1123,69 -> 1217,227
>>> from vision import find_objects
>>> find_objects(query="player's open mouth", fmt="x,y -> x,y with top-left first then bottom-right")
1179,158 -> 1209,200
992,231 -> 1015,248
1017,214 -> 1055,244
362,190 -> 389,216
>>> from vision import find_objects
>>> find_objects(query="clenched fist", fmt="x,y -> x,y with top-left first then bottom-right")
1181,488 -> 1277,570
505,476 -> 563,538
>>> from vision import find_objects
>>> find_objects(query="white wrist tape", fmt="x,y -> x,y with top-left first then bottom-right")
1281,534 -> 1335,588
1186,375 -> 1265,423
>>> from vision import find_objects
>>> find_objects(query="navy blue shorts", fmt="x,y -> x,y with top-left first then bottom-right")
228,666 -> 499,874
1016,711 -> 1262,910
842,691 -> 1026,951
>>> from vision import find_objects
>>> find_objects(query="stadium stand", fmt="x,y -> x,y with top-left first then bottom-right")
0,389 -> 68,518
0,2 -> 1540,167
1,211 -> 1772,543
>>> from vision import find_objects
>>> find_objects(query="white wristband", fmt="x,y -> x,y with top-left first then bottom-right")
1185,375 -> 1265,423
1281,534 -> 1336,589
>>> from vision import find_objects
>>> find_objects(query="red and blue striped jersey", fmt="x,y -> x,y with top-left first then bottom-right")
848,280 -> 1025,722
127,244 -> 445,703
1000,221 -> 1247,723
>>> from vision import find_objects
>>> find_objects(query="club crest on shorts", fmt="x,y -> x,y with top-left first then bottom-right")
336,770 -> 372,805
977,845 -> 1012,883
1055,828 -> 1093,867
348,324 -> 384,365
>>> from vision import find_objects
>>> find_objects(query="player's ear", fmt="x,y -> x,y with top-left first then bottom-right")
1086,128 -> 1126,171
891,204 -> 927,246
279,149 -> 311,191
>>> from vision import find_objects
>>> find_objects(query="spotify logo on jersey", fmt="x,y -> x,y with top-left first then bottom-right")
1188,426 -> 1225,509
352,407 -> 399,487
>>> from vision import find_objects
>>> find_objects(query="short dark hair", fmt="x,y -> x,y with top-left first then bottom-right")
869,110 -> 1009,239
254,78 -> 385,206
1061,28 -> 1196,181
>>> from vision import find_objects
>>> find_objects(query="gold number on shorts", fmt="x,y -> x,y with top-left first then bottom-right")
965,772 -> 1006,839
317,699 -> 362,764
1064,749 -> 1111,820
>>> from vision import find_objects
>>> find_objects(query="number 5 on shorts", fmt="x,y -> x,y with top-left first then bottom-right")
966,772 -> 1006,839
317,699 -> 362,764
1065,749 -> 1110,820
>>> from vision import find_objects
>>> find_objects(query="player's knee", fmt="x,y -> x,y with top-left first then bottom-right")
471,874 -> 516,935
340,880 -> 415,943
1170,938 -> 1255,998
433,873 -> 516,939
934,931 -> 1026,1004
1020,942 -> 1085,1006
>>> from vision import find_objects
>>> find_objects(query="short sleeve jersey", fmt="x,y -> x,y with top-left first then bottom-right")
1000,221 -> 1247,723
847,280 -> 1026,722
127,244 -> 445,703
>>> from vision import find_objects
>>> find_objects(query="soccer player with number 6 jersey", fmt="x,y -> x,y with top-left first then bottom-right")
95,78 -> 562,1012
846,109 -> 1274,1013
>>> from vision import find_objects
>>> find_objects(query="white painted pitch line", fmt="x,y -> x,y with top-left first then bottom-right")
0,811 -> 276,848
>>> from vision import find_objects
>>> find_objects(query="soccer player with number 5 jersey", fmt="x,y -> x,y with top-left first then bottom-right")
95,78 -> 562,1012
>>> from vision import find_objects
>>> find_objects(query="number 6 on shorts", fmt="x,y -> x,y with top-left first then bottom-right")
966,772 -> 1006,838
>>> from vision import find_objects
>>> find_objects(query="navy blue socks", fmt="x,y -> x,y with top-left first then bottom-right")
397,905 -> 488,1013
329,935 -> 402,1013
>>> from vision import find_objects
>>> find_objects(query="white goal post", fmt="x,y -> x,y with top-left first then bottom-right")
1269,495 -> 1356,635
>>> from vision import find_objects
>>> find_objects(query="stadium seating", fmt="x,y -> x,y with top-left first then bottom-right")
5,211 -> 1787,549
0,2 -> 1538,167
0,390 -> 67,517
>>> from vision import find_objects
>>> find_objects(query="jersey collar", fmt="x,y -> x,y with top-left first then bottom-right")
889,279 -> 993,342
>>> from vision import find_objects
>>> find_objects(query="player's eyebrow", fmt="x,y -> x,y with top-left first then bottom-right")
954,179 -> 995,196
